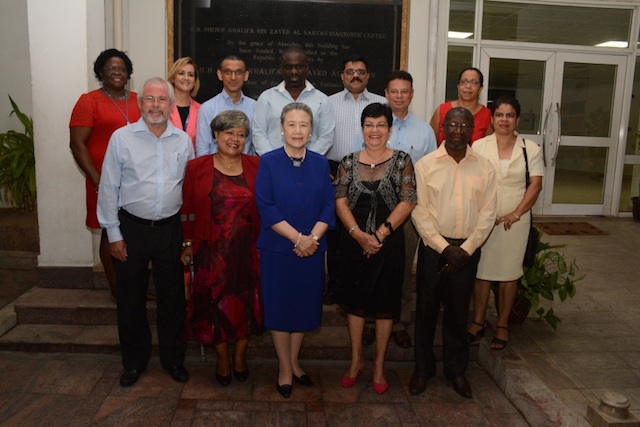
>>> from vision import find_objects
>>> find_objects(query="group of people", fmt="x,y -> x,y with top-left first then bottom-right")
69,46 -> 543,400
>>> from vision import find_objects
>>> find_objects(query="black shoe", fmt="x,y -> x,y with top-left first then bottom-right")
362,327 -> 375,346
167,365 -> 189,383
276,382 -> 292,398
233,369 -> 249,382
408,372 -> 428,396
467,321 -> 487,344
215,372 -> 232,386
293,373 -> 313,387
393,330 -> 412,348
451,375 -> 472,398
120,368 -> 144,387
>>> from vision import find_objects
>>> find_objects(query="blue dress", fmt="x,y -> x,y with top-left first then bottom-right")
255,148 -> 335,331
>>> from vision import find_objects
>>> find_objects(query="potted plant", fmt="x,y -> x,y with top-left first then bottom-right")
510,228 -> 582,330
0,95 -> 36,211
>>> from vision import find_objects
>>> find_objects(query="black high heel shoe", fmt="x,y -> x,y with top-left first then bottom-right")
216,372 -> 232,386
467,321 -> 487,344
491,325 -> 509,350
276,381 -> 292,398
233,369 -> 249,382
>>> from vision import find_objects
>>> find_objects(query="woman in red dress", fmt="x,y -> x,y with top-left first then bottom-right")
70,49 -> 141,302
180,110 -> 263,386
430,67 -> 493,145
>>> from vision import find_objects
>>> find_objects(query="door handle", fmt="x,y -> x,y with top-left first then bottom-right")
541,102 -> 551,167
551,102 -> 561,167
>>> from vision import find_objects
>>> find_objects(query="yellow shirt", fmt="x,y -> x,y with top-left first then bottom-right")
411,144 -> 497,256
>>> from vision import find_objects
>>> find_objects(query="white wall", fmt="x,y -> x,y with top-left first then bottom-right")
28,0 -> 93,266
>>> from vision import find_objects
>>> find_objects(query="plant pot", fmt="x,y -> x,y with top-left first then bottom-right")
632,197 -> 640,222
509,295 -> 531,325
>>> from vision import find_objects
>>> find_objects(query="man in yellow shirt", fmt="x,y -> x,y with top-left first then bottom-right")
409,107 -> 497,398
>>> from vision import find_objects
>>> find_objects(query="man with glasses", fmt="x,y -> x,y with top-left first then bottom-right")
323,55 -> 386,308
196,55 -> 256,156
98,77 -> 194,387
410,107 -> 496,398
384,70 -> 437,349
252,47 -> 335,156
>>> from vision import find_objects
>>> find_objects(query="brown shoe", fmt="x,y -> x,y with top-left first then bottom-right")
362,327 -> 375,346
409,372 -> 428,395
393,330 -> 412,348
451,375 -> 472,398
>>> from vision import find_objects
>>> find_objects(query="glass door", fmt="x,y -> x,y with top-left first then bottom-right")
481,49 -> 627,215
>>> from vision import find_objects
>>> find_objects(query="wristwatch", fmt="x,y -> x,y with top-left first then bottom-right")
181,241 -> 193,249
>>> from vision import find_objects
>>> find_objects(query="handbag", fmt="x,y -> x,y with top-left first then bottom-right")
522,140 -> 538,268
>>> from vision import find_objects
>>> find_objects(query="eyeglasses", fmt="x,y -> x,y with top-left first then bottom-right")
443,122 -> 473,131
104,66 -> 128,75
220,69 -> 246,76
363,123 -> 389,130
458,79 -> 481,86
344,69 -> 367,76
387,89 -> 411,96
142,96 -> 170,105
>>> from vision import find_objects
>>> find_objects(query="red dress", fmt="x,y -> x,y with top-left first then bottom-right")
69,89 -> 141,228
185,168 -> 263,344
436,101 -> 491,146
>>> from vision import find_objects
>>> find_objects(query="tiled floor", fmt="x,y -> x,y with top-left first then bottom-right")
0,353 -> 526,426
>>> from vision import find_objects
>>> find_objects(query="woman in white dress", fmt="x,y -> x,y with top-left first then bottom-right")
468,97 -> 543,350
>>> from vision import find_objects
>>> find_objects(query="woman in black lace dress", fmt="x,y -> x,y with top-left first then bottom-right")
335,103 -> 416,394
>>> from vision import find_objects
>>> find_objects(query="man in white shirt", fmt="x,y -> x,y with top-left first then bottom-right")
324,55 -> 386,308
252,47 -> 335,156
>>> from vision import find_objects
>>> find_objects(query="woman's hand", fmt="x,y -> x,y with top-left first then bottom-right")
180,247 -> 193,266
293,234 -> 319,258
352,229 -> 382,259
495,211 -> 520,231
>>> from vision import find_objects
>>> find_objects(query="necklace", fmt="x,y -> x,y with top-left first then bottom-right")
364,149 -> 389,169
284,147 -> 306,167
215,154 -> 240,170
102,87 -> 130,124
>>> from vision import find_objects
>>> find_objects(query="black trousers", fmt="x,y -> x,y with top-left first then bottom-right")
115,211 -> 186,371
413,241 -> 480,379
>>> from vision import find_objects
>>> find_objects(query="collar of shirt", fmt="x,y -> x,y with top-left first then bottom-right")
341,88 -> 374,102
392,114 -> 407,130
276,80 -> 314,94
132,118 -> 182,139
434,142 -> 478,163
221,89 -> 246,104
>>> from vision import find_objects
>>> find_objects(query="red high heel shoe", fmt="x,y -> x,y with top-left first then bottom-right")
371,366 -> 388,394
341,362 -> 365,388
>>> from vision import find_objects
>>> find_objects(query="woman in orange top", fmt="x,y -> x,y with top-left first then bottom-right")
430,67 -> 493,145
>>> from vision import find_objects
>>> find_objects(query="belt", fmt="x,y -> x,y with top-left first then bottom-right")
119,209 -> 179,227
443,237 -> 466,246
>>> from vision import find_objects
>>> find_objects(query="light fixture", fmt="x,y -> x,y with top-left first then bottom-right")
448,31 -> 473,39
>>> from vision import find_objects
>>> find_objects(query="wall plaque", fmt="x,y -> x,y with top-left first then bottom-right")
171,0 -> 405,102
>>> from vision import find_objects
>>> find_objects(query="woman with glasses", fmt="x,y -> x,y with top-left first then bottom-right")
70,49 -> 141,302
468,97 -> 543,350
168,57 -> 201,150
335,103 -> 416,394
430,67 -> 493,145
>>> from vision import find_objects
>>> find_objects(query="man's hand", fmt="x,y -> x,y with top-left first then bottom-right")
441,245 -> 470,274
110,240 -> 127,262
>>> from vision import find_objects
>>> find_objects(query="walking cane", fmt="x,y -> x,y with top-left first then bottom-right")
185,255 -> 206,362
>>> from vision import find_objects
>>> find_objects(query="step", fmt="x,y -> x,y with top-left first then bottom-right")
0,250 -> 38,270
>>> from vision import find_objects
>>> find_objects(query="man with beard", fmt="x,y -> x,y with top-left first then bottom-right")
98,77 -> 194,387
410,107 -> 496,398
324,55 -> 386,308
252,47 -> 335,156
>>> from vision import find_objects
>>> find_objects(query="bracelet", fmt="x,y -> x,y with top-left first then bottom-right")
383,220 -> 393,233
511,211 -> 520,220
373,232 -> 382,244
310,233 -> 319,242
293,232 -> 302,248
181,241 -> 193,249
377,228 -> 387,237
348,225 -> 359,235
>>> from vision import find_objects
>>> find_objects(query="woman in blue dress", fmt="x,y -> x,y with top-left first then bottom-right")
255,102 -> 335,398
